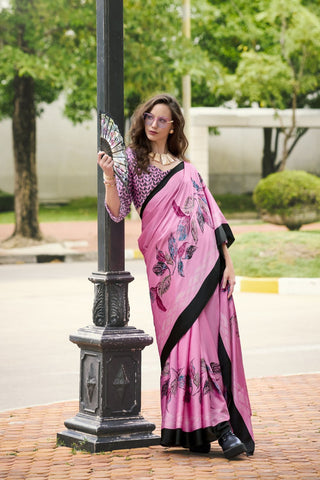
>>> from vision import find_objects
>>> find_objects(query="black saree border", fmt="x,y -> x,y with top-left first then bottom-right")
161,421 -> 230,448
218,334 -> 255,455
160,255 -> 222,371
140,161 -> 185,219
215,223 -> 235,248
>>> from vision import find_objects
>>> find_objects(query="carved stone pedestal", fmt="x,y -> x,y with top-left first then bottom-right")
57,325 -> 160,452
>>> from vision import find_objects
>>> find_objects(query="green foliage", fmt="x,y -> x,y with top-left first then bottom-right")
234,51 -> 293,108
0,191 -> 14,212
214,193 -> 256,214
0,0 -> 97,123
233,0 -> 320,109
192,0 -> 320,110
1,0 -> 320,119
123,0 -> 213,115
253,170 -> 320,229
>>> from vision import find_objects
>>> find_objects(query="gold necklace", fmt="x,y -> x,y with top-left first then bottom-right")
149,152 -> 177,166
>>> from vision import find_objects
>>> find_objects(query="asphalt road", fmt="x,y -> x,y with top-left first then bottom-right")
0,260 -> 319,411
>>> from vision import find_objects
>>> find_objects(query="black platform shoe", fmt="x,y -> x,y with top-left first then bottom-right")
189,443 -> 211,453
218,431 -> 246,459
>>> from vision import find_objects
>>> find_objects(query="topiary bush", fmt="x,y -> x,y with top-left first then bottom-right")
253,170 -> 320,230
0,190 -> 14,213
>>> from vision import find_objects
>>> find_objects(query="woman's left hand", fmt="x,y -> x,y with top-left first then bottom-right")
222,263 -> 236,299
221,243 -> 236,299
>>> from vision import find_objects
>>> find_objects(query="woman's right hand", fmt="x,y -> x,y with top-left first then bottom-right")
97,151 -> 115,178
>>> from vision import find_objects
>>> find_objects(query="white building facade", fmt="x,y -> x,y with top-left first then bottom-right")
1,100 -> 319,202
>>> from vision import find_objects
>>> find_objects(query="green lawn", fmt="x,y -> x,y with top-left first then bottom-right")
231,230 -> 320,278
1,193 -> 257,223
0,197 -> 98,224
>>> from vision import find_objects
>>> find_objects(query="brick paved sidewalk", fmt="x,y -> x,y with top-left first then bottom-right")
1,374 -> 319,480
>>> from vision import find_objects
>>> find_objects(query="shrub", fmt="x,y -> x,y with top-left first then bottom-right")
214,193 -> 256,213
253,170 -> 320,230
0,190 -> 14,213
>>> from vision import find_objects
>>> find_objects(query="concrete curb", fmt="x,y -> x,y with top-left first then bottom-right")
1,245 -> 319,295
234,276 -> 320,296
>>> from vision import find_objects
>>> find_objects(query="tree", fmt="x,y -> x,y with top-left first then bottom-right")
193,0 -> 320,176
234,0 -> 320,173
123,0 -> 213,117
0,0 -> 213,242
0,0 -> 96,243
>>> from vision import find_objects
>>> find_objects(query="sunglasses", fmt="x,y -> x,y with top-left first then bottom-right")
143,112 -> 173,129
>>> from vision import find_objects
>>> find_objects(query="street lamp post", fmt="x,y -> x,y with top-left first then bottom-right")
57,0 -> 160,453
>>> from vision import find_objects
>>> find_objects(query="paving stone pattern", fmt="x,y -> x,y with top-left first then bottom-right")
0,374 -> 319,479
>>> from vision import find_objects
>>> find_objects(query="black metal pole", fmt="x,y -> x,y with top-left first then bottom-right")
57,0 -> 160,452
91,0 -> 132,331
96,0 -> 124,274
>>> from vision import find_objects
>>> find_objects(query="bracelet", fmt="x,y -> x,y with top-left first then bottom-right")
103,173 -> 115,181
103,180 -> 116,187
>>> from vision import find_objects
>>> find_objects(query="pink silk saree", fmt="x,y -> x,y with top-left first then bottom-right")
138,162 -> 254,454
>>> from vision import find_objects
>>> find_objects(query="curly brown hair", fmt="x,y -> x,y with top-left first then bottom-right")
128,93 -> 189,173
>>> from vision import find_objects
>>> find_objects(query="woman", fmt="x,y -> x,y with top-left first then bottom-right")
97,93 -> 255,458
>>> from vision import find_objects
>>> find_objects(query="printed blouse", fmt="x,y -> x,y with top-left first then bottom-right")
106,147 -> 172,222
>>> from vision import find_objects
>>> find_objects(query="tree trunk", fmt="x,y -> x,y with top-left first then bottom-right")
262,127 -> 280,177
12,74 -> 42,240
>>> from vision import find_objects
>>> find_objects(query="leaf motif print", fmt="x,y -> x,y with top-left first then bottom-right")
191,218 -> 198,244
157,275 -> 171,296
198,197 -> 214,228
178,242 -> 188,258
200,358 -> 207,373
151,175 -> 218,312
156,249 -> 167,263
203,379 -> 210,396
189,360 -> 196,377
178,259 -> 184,277
193,372 -> 200,388
162,360 -> 170,376
161,359 -> 223,405
184,195 -> 194,213
196,206 -> 205,232
185,245 -> 197,260
170,378 -> 178,396
178,374 -> 186,389
149,287 -> 157,302
156,293 -> 167,312
177,216 -> 191,241
210,362 -> 221,376
164,252 -> 174,265
161,379 -> 169,398
168,233 -> 177,261
172,199 -> 186,217
153,261 -> 168,276
192,179 -> 201,191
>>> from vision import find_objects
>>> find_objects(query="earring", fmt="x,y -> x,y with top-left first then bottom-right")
170,129 -> 174,134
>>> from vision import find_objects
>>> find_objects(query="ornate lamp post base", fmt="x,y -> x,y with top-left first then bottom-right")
57,325 -> 160,452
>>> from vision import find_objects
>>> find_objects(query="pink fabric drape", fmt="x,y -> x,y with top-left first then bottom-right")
138,162 -> 254,453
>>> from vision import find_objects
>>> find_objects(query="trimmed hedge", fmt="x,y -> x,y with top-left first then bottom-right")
253,170 -> 320,230
0,191 -> 14,213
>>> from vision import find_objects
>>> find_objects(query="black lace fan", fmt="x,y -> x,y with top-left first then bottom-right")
100,113 -> 128,188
